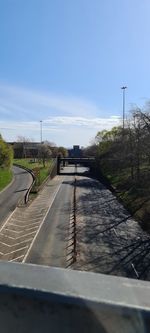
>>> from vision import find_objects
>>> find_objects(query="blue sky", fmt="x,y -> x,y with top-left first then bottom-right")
0,0 -> 150,146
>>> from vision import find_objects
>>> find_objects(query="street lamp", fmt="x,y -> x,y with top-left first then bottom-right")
40,120 -> 43,143
121,86 -> 127,130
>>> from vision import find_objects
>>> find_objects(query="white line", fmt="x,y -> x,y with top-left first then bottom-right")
23,225 -> 39,232
0,230 -> 36,240
14,231 -> 37,239
23,179 -> 63,262
0,233 -> 15,240
3,246 -> 28,256
113,228 -> 118,237
0,208 -> 17,233
0,237 -> 33,248
9,255 -> 24,262
7,222 -> 40,228
6,225 -> 38,232
11,217 -> 42,222
4,228 -> 22,234
131,263 -> 139,279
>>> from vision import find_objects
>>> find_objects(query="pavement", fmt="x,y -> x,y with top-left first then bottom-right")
0,165 -> 32,225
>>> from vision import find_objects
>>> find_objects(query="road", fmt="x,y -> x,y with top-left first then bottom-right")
0,165 -> 77,265
0,164 -> 149,281
74,173 -> 150,280
0,165 -> 33,225
26,165 -> 77,267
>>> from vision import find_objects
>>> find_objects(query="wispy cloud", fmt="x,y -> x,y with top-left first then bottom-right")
45,116 -> 121,128
0,83 -> 100,120
0,83 -> 121,146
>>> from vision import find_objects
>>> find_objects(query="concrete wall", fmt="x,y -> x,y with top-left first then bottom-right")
0,261 -> 149,332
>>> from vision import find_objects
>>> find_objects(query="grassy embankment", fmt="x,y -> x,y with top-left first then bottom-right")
14,158 -> 53,188
0,169 -> 13,192
101,166 -> 150,231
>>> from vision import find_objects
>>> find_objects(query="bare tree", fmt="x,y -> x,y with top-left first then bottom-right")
38,143 -> 52,167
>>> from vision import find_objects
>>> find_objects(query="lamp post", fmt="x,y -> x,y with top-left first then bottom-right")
121,86 -> 127,130
40,120 -> 43,143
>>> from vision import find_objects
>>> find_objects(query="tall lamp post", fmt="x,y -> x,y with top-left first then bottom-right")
40,120 -> 43,143
121,86 -> 127,130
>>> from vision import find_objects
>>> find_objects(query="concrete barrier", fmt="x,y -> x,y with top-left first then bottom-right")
0,261 -> 149,332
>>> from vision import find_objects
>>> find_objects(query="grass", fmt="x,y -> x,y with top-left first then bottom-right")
100,165 -> 150,232
0,168 -> 13,191
14,158 -> 53,187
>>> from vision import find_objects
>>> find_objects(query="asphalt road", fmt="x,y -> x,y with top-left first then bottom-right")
26,165 -> 79,267
1,163 -> 148,280
0,165 -> 32,225
74,173 -> 150,280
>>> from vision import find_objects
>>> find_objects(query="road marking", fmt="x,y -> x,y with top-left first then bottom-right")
0,238 -> 33,248
0,230 -> 36,241
7,222 -> 40,228
3,246 -> 28,256
9,255 -> 25,262
23,226 -> 39,232
4,228 -> 22,234
0,233 -> 15,240
131,263 -> 139,279
0,208 -> 18,233
11,217 -> 42,222
23,180 -> 63,263
113,228 -> 118,237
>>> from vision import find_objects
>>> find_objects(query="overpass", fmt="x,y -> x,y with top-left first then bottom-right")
0,261 -> 150,332
57,157 -> 95,174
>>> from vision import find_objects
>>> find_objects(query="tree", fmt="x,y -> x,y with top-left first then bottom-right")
57,147 -> 68,158
16,136 -> 34,158
38,143 -> 52,167
0,136 -> 13,169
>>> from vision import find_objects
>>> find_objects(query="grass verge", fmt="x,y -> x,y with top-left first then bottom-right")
0,168 -> 13,192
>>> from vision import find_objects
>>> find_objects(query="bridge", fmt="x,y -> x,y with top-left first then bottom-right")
57,157 -> 95,174
0,261 -> 150,332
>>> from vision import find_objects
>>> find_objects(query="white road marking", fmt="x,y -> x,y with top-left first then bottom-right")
23,180 -> 63,262
4,228 -> 22,234
131,263 -> 139,279
7,221 -> 40,228
3,246 -> 28,256
113,228 -> 118,237
9,255 -> 25,262
0,208 -> 17,233
0,238 -> 33,248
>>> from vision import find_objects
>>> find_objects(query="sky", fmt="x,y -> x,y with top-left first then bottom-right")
0,0 -> 150,147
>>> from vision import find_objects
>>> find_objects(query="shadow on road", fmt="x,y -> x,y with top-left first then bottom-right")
75,177 -> 150,280
14,188 -> 28,193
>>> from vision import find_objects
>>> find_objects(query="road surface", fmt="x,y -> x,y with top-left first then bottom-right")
0,165 -> 77,265
0,164 -> 149,281
74,173 -> 150,280
0,165 -> 33,225
26,165 -> 77,266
